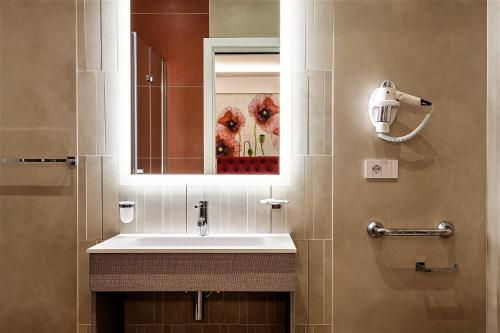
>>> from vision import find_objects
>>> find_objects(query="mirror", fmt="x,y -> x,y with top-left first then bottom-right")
130,0 -> 280,175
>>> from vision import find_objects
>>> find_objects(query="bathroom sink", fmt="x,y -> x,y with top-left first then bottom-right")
87,233 -> 296,254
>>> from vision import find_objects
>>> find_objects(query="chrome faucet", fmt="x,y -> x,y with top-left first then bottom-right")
195,201 -> 208,236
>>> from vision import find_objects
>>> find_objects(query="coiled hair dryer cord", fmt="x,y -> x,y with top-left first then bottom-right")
377,106 -> 433,143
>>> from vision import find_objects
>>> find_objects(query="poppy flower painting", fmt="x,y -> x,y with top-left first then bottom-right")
215,133 -> 238,158
217,106 -> 246,136
215,94 -> 280,160
248,94 -> 280,134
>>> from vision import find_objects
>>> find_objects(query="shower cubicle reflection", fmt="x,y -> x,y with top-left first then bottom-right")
131,32 -> 166,174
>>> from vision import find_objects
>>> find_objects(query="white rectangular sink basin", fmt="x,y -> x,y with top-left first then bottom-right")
87,233 -> 296,254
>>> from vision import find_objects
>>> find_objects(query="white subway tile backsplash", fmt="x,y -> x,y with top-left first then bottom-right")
135,185 -> 145,233
248,186 -> 272,233
271,186 -> 288,233
228,187 -> 248,233
170,186 -> 187,233
203,186 -> 223,233
187,186 -> 204,234
144,186 -> 163,233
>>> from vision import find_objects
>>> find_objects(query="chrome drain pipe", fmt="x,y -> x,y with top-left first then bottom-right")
193,291 -> 204,321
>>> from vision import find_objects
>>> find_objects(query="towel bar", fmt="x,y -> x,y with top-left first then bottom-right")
1,156 -> 77,167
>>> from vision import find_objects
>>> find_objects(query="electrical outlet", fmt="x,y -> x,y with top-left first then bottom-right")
364,159 -> 398,179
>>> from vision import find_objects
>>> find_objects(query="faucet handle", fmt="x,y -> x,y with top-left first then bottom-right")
195,200 -> 208,209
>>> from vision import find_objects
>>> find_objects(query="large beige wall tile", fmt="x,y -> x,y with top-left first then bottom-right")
0,1 -> 77,331
0,2 -> 76,130
333,1 -> 486,332
487,1 -> 500,332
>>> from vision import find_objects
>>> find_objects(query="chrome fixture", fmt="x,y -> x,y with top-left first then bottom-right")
1,156 -> 77,167
367,221 -> 454,238
260,198 -> 290,209
195,201 -> 209,236
193,291 -> 204,320
415,261 -> 458,273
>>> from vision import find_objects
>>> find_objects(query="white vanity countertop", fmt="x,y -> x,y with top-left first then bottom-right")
87,233 -> 297,254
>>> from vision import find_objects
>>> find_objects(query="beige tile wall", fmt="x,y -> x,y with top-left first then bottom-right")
0,0 -> 77,332
334,0 -> 486,332
76,0 -> 334,332
487,2 -> 500,332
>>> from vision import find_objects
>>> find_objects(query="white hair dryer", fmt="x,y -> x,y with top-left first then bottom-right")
368,80 -> 433,143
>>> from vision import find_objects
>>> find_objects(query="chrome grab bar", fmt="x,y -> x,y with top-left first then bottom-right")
1,156 -> 77,167
415,261 -> 458,273
367,221 -> 454,238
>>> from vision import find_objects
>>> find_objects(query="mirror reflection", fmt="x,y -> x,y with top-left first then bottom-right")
130,0 -> 280,175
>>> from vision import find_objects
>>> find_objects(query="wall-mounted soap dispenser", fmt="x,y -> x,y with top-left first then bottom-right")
119,201 -> 135,223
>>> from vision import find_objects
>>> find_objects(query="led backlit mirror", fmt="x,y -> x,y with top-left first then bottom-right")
129,0 -> 280,175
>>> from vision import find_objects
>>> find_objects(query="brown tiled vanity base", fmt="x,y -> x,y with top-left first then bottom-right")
89,253 -> 295,333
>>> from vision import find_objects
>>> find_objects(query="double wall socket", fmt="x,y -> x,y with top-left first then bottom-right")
364,159 -> 398,179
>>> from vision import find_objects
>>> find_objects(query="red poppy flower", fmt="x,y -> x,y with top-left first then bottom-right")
215,133 -> 238,157
248,94 -> 280,133
217,107 -> 246,137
